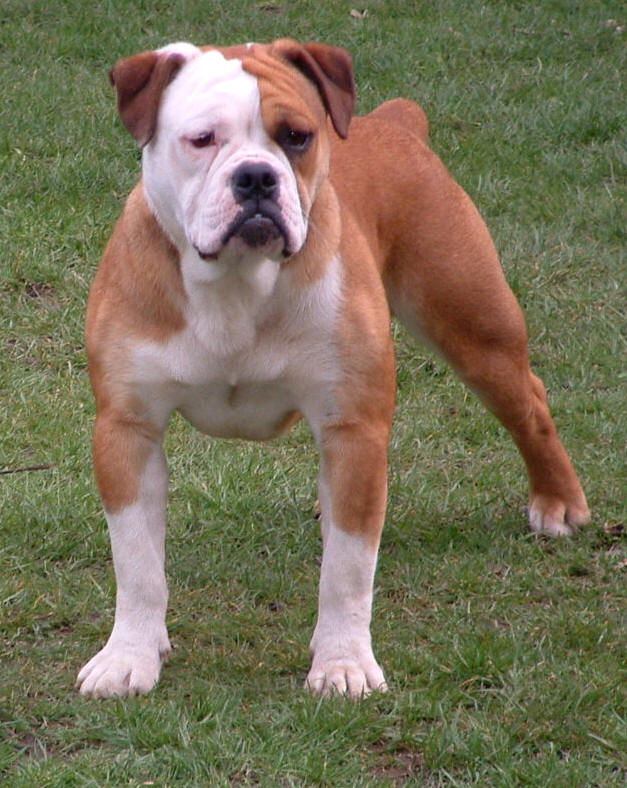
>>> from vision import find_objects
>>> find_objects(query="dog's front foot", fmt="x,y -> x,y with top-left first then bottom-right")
305,638 -> 387,698
76,634 -> 170,698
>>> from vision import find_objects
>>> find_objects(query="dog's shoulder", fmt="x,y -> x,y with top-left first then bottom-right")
87,184 -> 186,351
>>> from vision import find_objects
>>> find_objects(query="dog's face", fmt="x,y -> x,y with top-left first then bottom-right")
109,40 -> 355,264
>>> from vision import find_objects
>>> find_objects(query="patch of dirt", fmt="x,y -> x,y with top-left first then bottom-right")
369,743 -> 425,785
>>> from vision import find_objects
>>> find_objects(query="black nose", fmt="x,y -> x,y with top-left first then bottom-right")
231,162 -> 279,202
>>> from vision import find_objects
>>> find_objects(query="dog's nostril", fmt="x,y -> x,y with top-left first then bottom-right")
232,162 -> 279,201
238,173 -> 254,190
261,172 -> 276,190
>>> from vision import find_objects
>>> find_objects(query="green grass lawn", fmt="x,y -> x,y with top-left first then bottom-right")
1,0 -> 625,785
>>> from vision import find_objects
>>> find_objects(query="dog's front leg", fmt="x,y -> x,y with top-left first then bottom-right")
307,422 -> 390,698
77,414 -> 171,698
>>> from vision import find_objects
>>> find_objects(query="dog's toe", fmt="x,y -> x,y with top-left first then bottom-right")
529,494 -> 590,537
305,657 -> 387,699
77,641 -> 167,698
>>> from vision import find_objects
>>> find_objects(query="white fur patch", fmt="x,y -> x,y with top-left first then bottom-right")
307,523 -> 387,697
157,41 -> 202,59
142,47 -> 307,262
77,450 -> 171,697
129,253 -> 344,440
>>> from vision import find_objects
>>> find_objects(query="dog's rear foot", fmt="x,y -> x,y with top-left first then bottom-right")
529,493 -> 590,537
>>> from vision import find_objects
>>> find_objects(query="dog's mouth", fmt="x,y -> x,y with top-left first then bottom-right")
196,200 -> 292,261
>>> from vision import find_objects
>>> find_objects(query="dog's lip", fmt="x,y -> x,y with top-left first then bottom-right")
195,246 -> 219,261
194,201 -> 294,261
222,199 -> 290,252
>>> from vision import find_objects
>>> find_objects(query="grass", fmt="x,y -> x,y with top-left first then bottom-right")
0,0 -> 625,784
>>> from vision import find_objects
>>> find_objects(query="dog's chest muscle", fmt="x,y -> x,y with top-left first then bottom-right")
133,257 -> 342,439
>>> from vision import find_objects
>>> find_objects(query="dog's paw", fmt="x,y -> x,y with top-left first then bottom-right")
76,639 -> 169,698
529,493 -> 590,537
305,655 -> 387,699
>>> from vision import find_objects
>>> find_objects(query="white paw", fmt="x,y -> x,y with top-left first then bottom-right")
529,508 -> 574,537
305,652 -> 387,699
76,638 -> 170,698
529,494 -> 590,537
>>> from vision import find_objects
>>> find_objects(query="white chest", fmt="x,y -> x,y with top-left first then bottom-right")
131,255 -> 343,440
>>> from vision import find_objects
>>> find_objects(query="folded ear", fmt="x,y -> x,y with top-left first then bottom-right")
109,46 -> 195,146
270,40 -> 356,138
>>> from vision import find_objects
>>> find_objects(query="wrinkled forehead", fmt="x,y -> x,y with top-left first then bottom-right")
159,49 -> 260,133
158,45 -> 324,140
241,45 -> 327,132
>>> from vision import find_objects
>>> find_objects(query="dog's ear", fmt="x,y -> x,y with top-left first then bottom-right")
271,40 -> 356,139
109,50 -> 187,147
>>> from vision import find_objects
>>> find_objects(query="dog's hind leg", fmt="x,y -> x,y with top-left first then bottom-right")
367,98 -> 429,143
384,173 -> 589,535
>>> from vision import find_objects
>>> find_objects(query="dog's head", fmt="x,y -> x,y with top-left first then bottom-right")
109,40 -> 355,264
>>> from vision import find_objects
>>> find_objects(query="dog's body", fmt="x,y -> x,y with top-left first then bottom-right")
78,40 -> 589,698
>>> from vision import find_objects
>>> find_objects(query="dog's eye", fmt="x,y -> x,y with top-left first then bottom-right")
189,132 -> 216,149
280,128 -> 313,154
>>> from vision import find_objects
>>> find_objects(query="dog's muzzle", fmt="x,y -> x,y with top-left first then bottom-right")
219,161 -> 291,256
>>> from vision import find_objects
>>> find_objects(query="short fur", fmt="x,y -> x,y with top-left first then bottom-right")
78,40 -> 589,699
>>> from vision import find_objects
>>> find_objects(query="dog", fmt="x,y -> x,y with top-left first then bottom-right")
77,39 -> 589,699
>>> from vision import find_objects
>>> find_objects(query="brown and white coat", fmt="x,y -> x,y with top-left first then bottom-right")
78,39 -> 589,698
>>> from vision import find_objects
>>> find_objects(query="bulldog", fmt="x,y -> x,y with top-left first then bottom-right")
78,39 -> 590,699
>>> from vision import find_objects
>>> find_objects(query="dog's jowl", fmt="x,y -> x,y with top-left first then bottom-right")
78,39 -> 589,698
